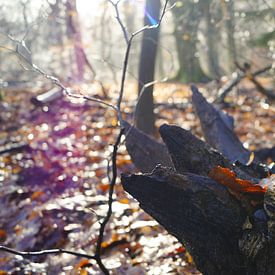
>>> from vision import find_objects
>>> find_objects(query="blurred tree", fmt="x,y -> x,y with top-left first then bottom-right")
65,0 -> 96,82
135,0 -> 161,136
46,0 -> 68,75
197,0 -> 221,79
172,0 -> 206,82
220,0 -> 236,73
65,0 -> 85,81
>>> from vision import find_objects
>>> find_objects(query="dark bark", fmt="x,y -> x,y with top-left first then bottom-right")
122,166 -> 247,275
191,85 -> 251,164
255,146 -> 275,163
197,0 -> 221,79
124,121 -> 173,173
122,124 -> 275,275
220,0 -> 236,73
135,0 -> 161,136
159,124 -> 255,182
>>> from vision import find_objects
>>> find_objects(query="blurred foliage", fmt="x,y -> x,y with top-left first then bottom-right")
249,30 -> 275,47
0,0 -> 274,272
0,0 -> 274,84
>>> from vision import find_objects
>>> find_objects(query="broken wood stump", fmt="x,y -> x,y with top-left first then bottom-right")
124,121 -> 173,173
255,146 -> 275,163
122,123 -> 275,275
191,85 -> 250,164
125,85 -> 264,176
122,166 -> 247,275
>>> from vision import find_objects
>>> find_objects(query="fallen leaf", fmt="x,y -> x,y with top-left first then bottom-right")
208,166 -> 267,194
0,229 -> 7,242
31,191 -> 45,201
118,198 -> 129,204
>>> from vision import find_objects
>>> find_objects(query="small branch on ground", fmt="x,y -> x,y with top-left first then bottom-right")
216,64 -> 273,103
0,142 -> 30,155
0,246 -> 96,260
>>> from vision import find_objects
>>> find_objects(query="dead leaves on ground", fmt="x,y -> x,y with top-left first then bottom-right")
0,86 -> 198,274
0,82 -> 274,274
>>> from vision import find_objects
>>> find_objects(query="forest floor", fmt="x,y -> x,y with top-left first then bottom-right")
0,80 -> 274,274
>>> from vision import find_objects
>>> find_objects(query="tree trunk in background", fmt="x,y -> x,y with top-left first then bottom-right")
220,0 -> 236,74
47,0 -> 68,77
66,0 -> 85,81
197,0 -> 221,79
135,0 -> 161,136
172,1 -> 206,82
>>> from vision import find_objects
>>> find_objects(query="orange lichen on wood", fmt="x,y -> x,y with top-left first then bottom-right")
208,166 -> 267,194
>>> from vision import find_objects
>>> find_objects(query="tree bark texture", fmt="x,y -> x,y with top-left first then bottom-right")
135,0 -> 161,136
123,87 -> 275,274
124,121 -> 173,173
122,124 -> 275,275
197,0 -> 222,79
172,1 -> 205,82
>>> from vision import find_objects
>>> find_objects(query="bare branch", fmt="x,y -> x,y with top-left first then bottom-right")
131,0 -> 172,37
107,0 -> 129,44
114,0 -> 171,126
94,128 -> 125,274
4,34 -> 119,114
0,245 -> 97,260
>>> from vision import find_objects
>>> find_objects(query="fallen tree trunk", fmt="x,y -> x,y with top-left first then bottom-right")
122,123 -> 275,275
125,85 -> 267,174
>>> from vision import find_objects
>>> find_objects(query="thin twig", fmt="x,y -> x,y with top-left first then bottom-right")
2,35 -> 118,113
115,0 -> 171,125
94,128 -> 124,275
216,63 -> 273,102
0,246 -> 97,260
116,38 -> 133,124
107,0 -> 129,44
92,2 -> 171,273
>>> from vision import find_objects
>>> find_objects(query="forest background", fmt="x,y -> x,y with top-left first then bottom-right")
0,0 -> 274,274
